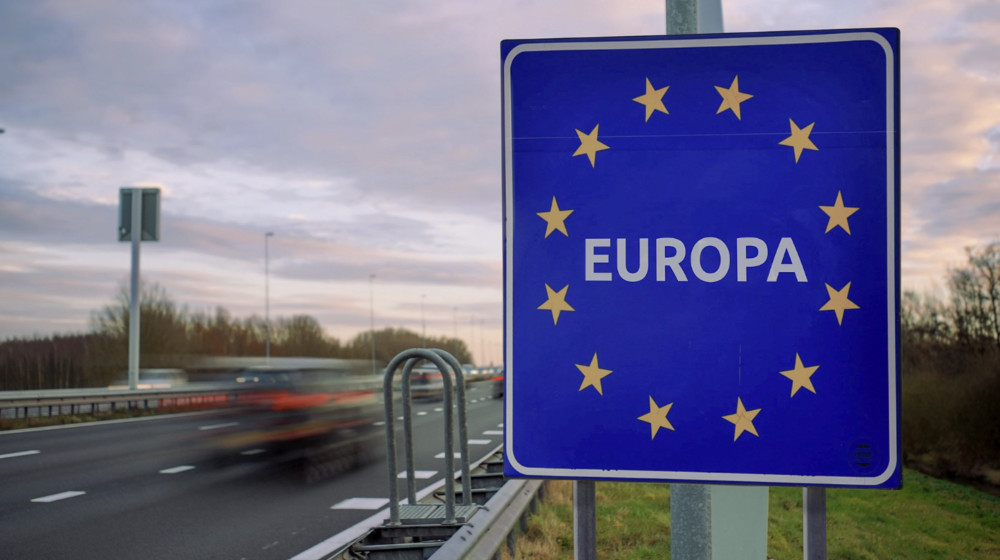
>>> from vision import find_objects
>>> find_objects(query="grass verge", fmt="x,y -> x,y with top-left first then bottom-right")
508,469 -> 1000,559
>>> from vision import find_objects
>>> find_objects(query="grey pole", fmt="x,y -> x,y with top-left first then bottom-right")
421,294 -> 426,347
804,487 -> 827,560
127,189 -> 142,390
666,2 -> 721,560
265,232 -> 274,364
574,480 -> 597,560
369,274 -> 376,375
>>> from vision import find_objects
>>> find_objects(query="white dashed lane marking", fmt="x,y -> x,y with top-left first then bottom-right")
198,422 -> 239,431
434,452 -> 463,459
160,465 -> 196,474
31,491 -> 86,503
0,450 -> 40,460
483,430 -> 503,436
332,498 -> 389,510
397,470 -> 437,479
467,439 -> 492,445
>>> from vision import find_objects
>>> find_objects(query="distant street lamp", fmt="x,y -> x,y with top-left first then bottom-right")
421,294 -> 427,347
265,232 -> 274,364
470,313 -> 477,366
369,274 -> 376,375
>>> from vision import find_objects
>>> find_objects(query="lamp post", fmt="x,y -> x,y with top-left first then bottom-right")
265,232 -> 274,364
470,313 -> 477,366
421,294 -> 426,347
369,274 -> 376,375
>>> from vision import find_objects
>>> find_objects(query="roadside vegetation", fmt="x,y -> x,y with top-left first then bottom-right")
0,281 -> 472,391
507,469 -> 1000,559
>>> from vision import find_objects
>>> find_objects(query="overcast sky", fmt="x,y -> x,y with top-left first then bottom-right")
2,0 -> 999,366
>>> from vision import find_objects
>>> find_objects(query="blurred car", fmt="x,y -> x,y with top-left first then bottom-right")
407,365 -> 447,401
200,359 -> 384,472
489,367 -> 504,399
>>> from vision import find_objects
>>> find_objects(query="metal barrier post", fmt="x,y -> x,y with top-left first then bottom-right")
382,348 -> 462,525
430,349 -> 472,506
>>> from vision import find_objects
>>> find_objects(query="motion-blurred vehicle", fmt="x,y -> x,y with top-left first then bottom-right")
407,365 -> 447,401
489,367 -> 504,399
199,358 -> 384,476
108,368 -> 188,389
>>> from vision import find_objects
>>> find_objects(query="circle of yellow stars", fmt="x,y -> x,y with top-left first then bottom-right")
530,73 -> 862,444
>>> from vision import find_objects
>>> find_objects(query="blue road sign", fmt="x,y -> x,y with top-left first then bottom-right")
502,29 -> 900,487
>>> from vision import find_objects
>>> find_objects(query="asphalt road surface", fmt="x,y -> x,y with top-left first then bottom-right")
0,382 -> 503,559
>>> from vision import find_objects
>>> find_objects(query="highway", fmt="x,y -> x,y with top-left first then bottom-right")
0,382 -> 503,559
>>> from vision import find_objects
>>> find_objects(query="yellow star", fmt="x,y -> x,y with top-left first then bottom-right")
819,191 -> 859,235
632,78 -> 669,122
572,124 -> 609,167
576,353 -> 612,395
820,282 -> 860,325
778,118 -> 819,163
537,196 -> 574,238
537,283 -> 574,325
714,75 -> 753,120
779,353 -> 819,397
722,397 -> 761,442
637,396 -> 674,439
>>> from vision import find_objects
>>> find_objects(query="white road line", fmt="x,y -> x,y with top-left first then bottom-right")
0,450 -> 40,460
434,408 -> 444,412
159,465 -> 196,474
31,491 -> 86,503
467,439 -> 492,445
434,452 -> 463,459
373,421 -> 385,426
417,411 -> 429,416
240,449 -> 266,456
397,470 -> 437,480
331,497 -> 390,510
197,422 -> 239,431
483,430 -> 503,436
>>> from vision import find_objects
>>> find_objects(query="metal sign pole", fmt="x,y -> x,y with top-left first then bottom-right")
804,487 -> 827,560
666,3 -> 717,558
573,480 -> 596,560
127,188 -> 142,390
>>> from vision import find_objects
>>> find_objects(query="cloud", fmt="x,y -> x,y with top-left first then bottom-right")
2,0 -> 1000,366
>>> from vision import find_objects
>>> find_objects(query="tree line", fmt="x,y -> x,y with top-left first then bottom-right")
900,242 -> 1000,482
0,282 -> 471,391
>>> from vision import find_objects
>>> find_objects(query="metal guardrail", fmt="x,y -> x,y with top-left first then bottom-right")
0,385 -> 236,420
430,478 -> 545,560
317,444 -> 545,560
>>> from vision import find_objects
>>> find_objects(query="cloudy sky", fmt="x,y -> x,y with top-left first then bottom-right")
1,0 -> 998,366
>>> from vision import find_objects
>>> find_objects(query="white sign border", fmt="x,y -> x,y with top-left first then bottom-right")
502,31 -> 899,486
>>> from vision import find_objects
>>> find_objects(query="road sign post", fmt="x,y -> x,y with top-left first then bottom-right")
118,187 -> 160,390
502,29 -> 900,486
